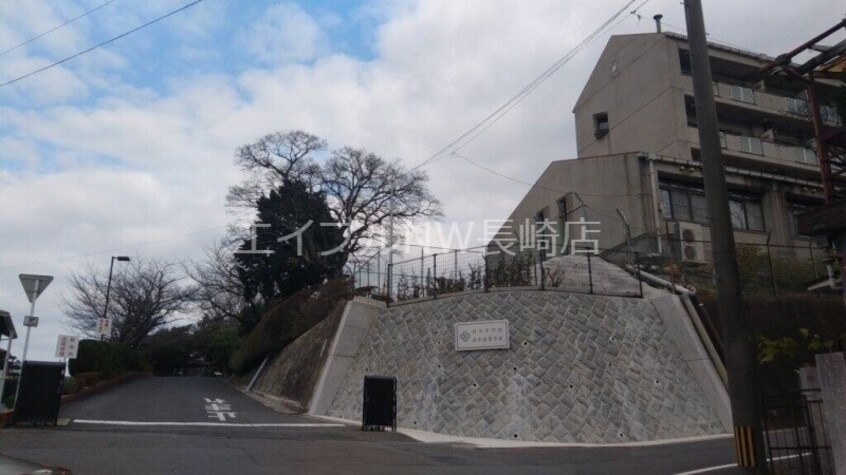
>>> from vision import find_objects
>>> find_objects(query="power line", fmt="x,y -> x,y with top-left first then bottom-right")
1,0 -> 643,269
0,0 -> 122,57
0,0 -> 205,89
410,0 -> 643,171
452,152 -> 644,231
455,152 -> 646,199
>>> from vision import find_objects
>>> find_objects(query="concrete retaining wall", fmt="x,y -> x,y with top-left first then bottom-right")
320,291 -> 725,443
249,302 -> 346,410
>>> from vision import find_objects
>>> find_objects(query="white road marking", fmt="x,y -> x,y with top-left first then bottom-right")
72,419 -> 344,428
674,452 -> 813,474
203,397 -> 236,421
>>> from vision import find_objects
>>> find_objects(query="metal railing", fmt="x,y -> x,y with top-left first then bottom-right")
645,231 -> 831,297
762,390 -> 834,474
381,246 -> 644,306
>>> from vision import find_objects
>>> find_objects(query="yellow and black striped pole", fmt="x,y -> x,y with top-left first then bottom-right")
734,425 -> 757,469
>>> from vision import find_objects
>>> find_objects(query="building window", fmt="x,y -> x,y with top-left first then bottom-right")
786,202 -> 808,237
660,182 -> 709,225
661,181 -> 764,231
786,200 -> 825,238
728,193 -> 764,232
737,135 -> 763,155
593,112 -> 609,138
821,104 -> 843,127
730,85 -> 755,103
719,131 -> 727,148
793,146 -> 817,166
556,197 -> 567,219
785,97 -> 809,115
690,193 -> 709,223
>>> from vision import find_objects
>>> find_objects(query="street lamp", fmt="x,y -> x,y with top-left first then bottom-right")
102,256 -> 130,341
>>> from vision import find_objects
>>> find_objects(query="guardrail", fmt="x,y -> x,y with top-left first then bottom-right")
382,246 -> 644,306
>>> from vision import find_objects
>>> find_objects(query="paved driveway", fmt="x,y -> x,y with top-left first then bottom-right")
0,376 -> 743,474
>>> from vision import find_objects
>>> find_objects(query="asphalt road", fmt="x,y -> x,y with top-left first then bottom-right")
0,377 -> 744,475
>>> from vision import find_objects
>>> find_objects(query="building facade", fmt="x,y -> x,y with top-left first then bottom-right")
499,32 -> 843,261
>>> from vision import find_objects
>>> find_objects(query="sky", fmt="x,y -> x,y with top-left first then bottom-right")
0,0 -> 842,361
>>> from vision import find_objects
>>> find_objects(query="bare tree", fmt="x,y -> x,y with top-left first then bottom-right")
184,239 -> 261,324
227,130 -> 443,262
62,259 -> 194,347
226,130 -> 326,210
322,147 -> 441,260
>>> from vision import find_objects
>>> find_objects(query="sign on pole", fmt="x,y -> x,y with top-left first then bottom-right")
96,318 -> 112,337
23,316 -> 39,327
55,335 -> 80,359
19,274 -> 53,303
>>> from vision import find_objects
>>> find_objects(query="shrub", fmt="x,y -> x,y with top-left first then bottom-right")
700,294 -> 846,395
229,279 -> 353,374
73,371 -> 100,388
61,377 -> 80,395
69,340 -> 146,379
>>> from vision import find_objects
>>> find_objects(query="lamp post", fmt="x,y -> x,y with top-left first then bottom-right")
101,256 -> 130,341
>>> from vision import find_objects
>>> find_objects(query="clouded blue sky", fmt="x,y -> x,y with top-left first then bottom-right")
0,0 -> 842,360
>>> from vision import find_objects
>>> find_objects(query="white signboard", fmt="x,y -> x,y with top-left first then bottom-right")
96,318 -> 112,337
55,335 -> 80,359
454,320 -> 510,351
23,316 -> 39,327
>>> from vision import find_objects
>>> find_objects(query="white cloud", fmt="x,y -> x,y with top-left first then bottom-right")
240,2 -> 328,65
1,0 -> 842,361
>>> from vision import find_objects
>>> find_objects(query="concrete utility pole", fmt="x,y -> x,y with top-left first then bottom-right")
683,1 -> 765,471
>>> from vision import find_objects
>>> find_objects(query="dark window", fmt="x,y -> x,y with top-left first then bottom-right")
679,50 -> 691,74
660,182 -> 708,225
660,181 -> 764,231
593,112 -> 609,139
728,193 -> 765,232
556,197 -> 567,219
786,201 -> 820,237
671,189 -> 692,222
690,194 -> 709,223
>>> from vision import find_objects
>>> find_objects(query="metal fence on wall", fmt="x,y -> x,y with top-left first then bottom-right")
378,246 -> 643,305
644,233 -> 833,297
761,390 -> 834,474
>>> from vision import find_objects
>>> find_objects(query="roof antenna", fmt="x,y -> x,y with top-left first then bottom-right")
653,14 -> 663,33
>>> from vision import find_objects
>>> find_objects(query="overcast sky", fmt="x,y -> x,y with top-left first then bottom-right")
0,0 -> 842,361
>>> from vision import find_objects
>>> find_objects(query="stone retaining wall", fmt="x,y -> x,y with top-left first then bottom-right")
324,291 -> 724,443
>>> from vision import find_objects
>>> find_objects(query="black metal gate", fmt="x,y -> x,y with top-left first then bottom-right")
362,375 -> 396,432
761,390 -> 834,474
13,361 -> 65,426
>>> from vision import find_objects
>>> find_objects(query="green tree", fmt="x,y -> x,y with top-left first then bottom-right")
144,326 -> 193,376
235,179 -> 346,306
191,319 -> 239,374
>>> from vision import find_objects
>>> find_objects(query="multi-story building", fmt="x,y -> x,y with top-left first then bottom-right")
499,30 -> 844,261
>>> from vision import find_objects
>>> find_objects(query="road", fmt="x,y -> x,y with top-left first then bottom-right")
0,377 -> 744,474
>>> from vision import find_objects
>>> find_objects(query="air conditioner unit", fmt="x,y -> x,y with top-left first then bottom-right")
673,222 -> 706,263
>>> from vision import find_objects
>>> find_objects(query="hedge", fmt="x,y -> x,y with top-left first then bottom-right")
69,340 -> 147,379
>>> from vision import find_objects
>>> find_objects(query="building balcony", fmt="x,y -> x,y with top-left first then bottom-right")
681,76 -> 842,129
685,126 -> 822,177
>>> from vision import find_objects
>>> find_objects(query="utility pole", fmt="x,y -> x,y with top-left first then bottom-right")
683,1 -> 765,471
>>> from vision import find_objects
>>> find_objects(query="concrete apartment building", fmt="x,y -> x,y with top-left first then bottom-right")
500,31 -> 844,261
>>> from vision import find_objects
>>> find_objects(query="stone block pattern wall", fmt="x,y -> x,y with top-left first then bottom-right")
326,291 -> 723,443
252,303 -> 345,409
